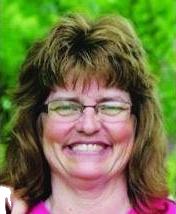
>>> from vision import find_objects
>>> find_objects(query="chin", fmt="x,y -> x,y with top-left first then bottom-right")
66,163 -> 109,180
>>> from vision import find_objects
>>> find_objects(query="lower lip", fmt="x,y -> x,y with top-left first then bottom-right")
63,145 -> 112,160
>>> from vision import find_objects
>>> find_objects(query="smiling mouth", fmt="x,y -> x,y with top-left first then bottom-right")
64,141 -> 111,154
70,144 -> 108,152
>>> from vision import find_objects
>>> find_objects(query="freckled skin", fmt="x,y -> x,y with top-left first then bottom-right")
42,80 -> 136,181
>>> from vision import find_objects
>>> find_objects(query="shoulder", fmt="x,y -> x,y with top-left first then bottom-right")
127,198 -> 176,214
28,201 -> 49,214
166,199 -> 176,213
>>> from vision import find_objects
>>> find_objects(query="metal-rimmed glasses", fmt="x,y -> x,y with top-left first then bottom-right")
42,99 -> 132,123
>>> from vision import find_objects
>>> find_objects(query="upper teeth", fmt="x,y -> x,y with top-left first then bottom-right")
71,144 -> 104,152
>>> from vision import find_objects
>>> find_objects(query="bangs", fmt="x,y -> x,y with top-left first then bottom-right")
39,46 -> 142,94
56,52 -> 116,89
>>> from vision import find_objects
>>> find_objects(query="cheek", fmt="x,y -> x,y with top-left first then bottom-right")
106,121 -> 135,144
42,118 -> 74,143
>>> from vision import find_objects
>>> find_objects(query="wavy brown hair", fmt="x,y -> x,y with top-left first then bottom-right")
0,14 -> 168,213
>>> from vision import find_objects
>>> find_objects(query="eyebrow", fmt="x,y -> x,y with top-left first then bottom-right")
48,96 -> 131,104
48,97 -> 80,103
96,97 -> 131,104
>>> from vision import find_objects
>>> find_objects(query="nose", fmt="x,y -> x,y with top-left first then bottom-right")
75,107 -> 101,135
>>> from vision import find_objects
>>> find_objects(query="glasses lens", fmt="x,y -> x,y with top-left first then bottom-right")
98,101 -> 131,122
48,100 -> 81,121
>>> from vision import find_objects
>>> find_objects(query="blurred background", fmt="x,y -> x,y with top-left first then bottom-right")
0,0 -> 175,197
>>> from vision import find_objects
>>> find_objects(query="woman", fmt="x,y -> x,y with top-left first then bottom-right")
0,14 -> 175,213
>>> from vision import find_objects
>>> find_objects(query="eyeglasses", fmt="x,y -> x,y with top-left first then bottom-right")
42,100 -> 132,123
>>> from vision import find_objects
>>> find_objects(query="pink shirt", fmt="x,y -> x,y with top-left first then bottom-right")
29,199 -> 176,214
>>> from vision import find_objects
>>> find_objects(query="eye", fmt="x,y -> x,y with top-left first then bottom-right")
98,102 -> 129,116
48,101 -> 81,116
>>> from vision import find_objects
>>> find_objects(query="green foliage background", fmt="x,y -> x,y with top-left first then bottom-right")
0,0 -> 176,197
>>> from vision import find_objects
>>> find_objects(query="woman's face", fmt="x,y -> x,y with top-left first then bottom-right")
42,78 -> 136,181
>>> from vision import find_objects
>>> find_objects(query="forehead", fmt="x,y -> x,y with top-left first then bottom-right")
46,79 -> 131,102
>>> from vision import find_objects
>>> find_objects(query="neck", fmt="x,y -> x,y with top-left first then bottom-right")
46,173 -> 132,214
